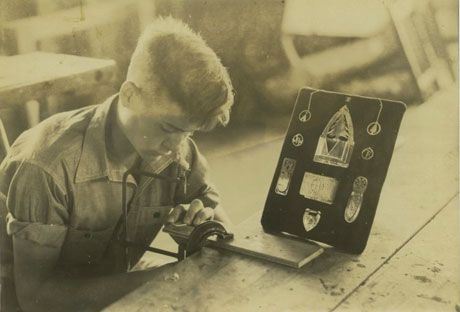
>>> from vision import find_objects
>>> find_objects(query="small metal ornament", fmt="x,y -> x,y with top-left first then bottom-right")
292,133 -> 304,147
344,176 -> 368,223
361,147 -> 374,160
367,99 -> 383,136
296,89 -> 318,123
275,158 -> 296,196
299,110 -> 311,122
367,122 -> 381,136
303,208 -> 321,232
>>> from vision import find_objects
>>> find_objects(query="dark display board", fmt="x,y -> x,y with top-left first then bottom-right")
261,87 -> 406,254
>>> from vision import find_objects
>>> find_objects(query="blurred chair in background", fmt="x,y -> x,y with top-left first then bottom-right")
390,0 -> 456,101
280,0 -> 416,103
280,0 -> 457,105
281,0 -> 393,82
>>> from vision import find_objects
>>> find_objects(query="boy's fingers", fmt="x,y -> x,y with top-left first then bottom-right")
167,204 -> 187,223
168,200 -> 212,225
193,208 -> 214,226
184,199 -> 204,225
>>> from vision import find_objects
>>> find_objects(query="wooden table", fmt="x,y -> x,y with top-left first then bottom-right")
0,52 -> 115,107
106,87 -> 459,312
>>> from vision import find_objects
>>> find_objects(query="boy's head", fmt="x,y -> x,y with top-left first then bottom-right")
118,17 -> 234,162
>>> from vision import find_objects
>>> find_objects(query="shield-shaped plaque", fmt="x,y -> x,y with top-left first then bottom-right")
302,209 -> 321,232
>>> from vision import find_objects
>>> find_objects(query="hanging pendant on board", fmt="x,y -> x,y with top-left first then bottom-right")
366,100 -> 383,136
299,110 -> 311,122
296,89 -> 318,123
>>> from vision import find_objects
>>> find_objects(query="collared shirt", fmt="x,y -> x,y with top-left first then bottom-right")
0,95 -> 220,278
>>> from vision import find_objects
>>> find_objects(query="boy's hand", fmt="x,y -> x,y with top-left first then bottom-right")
167,199 -> 214,226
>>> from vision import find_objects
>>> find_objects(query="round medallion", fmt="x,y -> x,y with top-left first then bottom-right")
298,110 -> 312,123
361,147 -> 374,160
367,122 -> 381,136
292,133 -> 304,147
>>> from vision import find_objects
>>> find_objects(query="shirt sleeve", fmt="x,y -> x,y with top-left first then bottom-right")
3,161 -> 68,248
181,139 -> 220,209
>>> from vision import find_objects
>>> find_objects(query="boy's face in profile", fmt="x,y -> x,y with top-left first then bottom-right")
121,84 -> 200,163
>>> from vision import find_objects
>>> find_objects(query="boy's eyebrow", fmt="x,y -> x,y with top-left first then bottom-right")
164,122 -> 195,132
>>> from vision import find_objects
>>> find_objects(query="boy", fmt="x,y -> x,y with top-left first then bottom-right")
0,17 -> 234,311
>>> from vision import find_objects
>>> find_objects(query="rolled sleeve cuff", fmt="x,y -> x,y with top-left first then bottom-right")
196,187 -> 220,209
6,213 -> 67,248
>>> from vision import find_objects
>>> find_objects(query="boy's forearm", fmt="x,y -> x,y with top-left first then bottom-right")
214,205 -> 234,229
21,265 -> 172,312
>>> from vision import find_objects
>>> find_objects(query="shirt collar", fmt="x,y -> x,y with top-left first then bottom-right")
74,95 -> 189,184
74,95 -> 113,183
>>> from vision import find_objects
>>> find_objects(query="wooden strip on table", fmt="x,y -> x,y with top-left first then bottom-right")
208,213 -> 324,268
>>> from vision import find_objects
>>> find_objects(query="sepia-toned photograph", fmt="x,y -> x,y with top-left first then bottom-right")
0,0 -> 458,311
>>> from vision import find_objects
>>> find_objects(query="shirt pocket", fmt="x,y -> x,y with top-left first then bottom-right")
60,226 -> 114,265
133,205 -> 173,247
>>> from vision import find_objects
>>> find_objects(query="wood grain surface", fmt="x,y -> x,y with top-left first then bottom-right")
337,196 -> 459,312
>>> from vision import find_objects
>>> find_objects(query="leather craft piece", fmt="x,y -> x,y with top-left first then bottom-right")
261,87 -> 406,254
275,158 -> 296,196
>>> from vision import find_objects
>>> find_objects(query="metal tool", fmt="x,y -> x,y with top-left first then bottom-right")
116,160 -> 232,266
163,220 -> 234,260
117,162 -> 185,269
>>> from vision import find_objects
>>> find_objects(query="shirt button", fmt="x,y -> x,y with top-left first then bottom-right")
153,212 -> 161,218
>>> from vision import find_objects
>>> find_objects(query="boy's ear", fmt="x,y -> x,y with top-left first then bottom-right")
120,81 -> 142,111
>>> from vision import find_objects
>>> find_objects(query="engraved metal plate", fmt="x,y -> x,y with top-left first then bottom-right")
275,158 -> 296,196
303,208 -> 321,232
344,176 -> 368,223
299,172 -> 339,204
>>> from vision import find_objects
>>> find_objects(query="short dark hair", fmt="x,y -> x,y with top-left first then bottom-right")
127,17 -> 233,130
